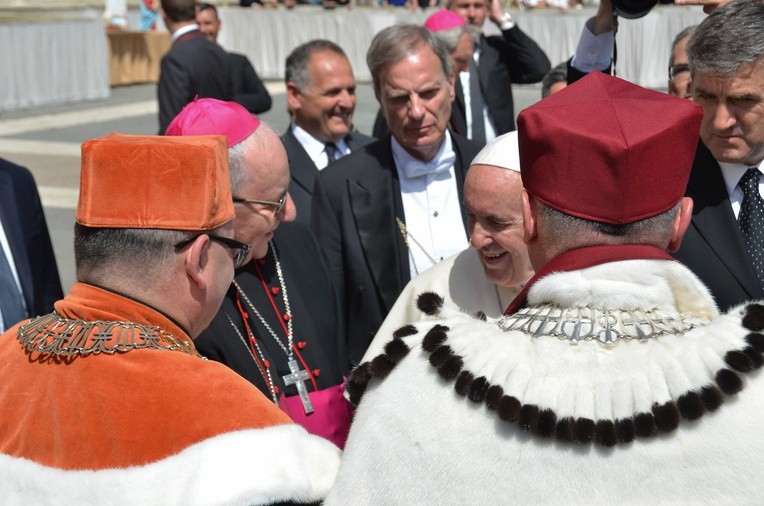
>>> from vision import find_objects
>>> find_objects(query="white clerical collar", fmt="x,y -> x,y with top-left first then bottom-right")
171,23 -> 199,42
391,134 -> 454,180
291,123 -> 349,170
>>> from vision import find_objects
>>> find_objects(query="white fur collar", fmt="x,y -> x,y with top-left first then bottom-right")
348,259 -> 764,446
526,259 -> 718,318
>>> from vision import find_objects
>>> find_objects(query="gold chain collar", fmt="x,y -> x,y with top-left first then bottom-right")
17,312 -> 203,359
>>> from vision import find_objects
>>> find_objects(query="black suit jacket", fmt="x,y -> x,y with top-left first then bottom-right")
228,52 -> 271,115
673,142 -> 764,310
157,30 -> 231,134
311,133 -> 483,365
0,158 -> 62,321
281,128 -> 374,226
473,27 -> 550,134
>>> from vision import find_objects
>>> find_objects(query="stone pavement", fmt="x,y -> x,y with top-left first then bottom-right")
0,80 -> 542,292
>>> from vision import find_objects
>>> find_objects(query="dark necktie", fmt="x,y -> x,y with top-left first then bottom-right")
738,167 -> 764,287
468,58 -> 486,144
0,248 -> 26,330
325,142 -> 339,165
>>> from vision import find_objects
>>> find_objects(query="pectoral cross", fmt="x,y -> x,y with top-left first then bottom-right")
282,358 -> 314,415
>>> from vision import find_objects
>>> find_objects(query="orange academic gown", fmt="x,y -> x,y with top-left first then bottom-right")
0,283 -> 340,504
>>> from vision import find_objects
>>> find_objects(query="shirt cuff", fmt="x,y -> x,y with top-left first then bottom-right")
570,17 -> 614,73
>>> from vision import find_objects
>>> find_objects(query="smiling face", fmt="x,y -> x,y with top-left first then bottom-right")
464,165 -> 534,289
233,129 -> 296,262
196,7 -> 220,42
378,44 -> 455,162
692,59 -> 764,165
287,50 -> 357,144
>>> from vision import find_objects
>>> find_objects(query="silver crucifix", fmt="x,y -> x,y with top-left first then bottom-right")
282,357 -> 314,415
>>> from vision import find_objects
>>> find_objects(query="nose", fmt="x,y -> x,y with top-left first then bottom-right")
338,89 -> 355,110
278,192 -> 297,223
469,222 -> 492,249
408,95 -> 426,121
711,101 -> 736,132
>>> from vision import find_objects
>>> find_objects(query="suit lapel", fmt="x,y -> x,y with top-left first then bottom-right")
345,133 -> 364,151
348,139 -> 408,312
0,172 -> 34,311
687,143 -> 762,297
282,129 -> 318,198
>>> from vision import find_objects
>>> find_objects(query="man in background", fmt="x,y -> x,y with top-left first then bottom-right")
281,40 -> 374,224
196,3 -> 272,114
0,157 -> 62,332
667,25 -> 696,99
312,25 -> 482,365
673,0 -> 764,309
157,0 -> 231,134
447,0 -> 550,141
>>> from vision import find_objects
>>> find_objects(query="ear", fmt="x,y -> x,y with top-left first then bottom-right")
184,235 -> 210,291
286,82 -> 302,112
667,197 -> 694,252
521,190 -> 538,245
448,71 -> 456,102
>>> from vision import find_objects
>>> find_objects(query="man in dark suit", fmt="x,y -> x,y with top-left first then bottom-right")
157,0 -> 231,134
281,40 -> 374,225
673,0 -> 764,310
447,0 -> 550,141
0,157 -> 62,332
312,26 -> 483,365
196,3 -> 272,115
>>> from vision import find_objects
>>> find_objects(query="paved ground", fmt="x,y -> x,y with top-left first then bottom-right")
0,80 -> 543,292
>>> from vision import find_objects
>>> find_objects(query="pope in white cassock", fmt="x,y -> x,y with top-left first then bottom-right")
362,131 -> 534,362
330,72 -> 764,504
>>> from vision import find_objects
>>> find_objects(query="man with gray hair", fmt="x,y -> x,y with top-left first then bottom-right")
673,0 -> 764,310
312,24 -> 483,366
281,40 -> 374,225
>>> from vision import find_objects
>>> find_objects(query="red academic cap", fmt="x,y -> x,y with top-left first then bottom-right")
517,72 -> 702,225
166,97 -> 260,147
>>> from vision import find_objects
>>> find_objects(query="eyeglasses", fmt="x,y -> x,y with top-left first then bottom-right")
669,63 -> 691,81
174,234 -> 251,269
233,190 -> 288,217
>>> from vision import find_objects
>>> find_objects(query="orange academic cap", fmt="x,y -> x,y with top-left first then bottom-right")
77,133 -> 234,231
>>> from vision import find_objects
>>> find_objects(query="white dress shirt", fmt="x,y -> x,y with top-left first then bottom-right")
392,135 -> 467,277
291,124 -> 350,170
